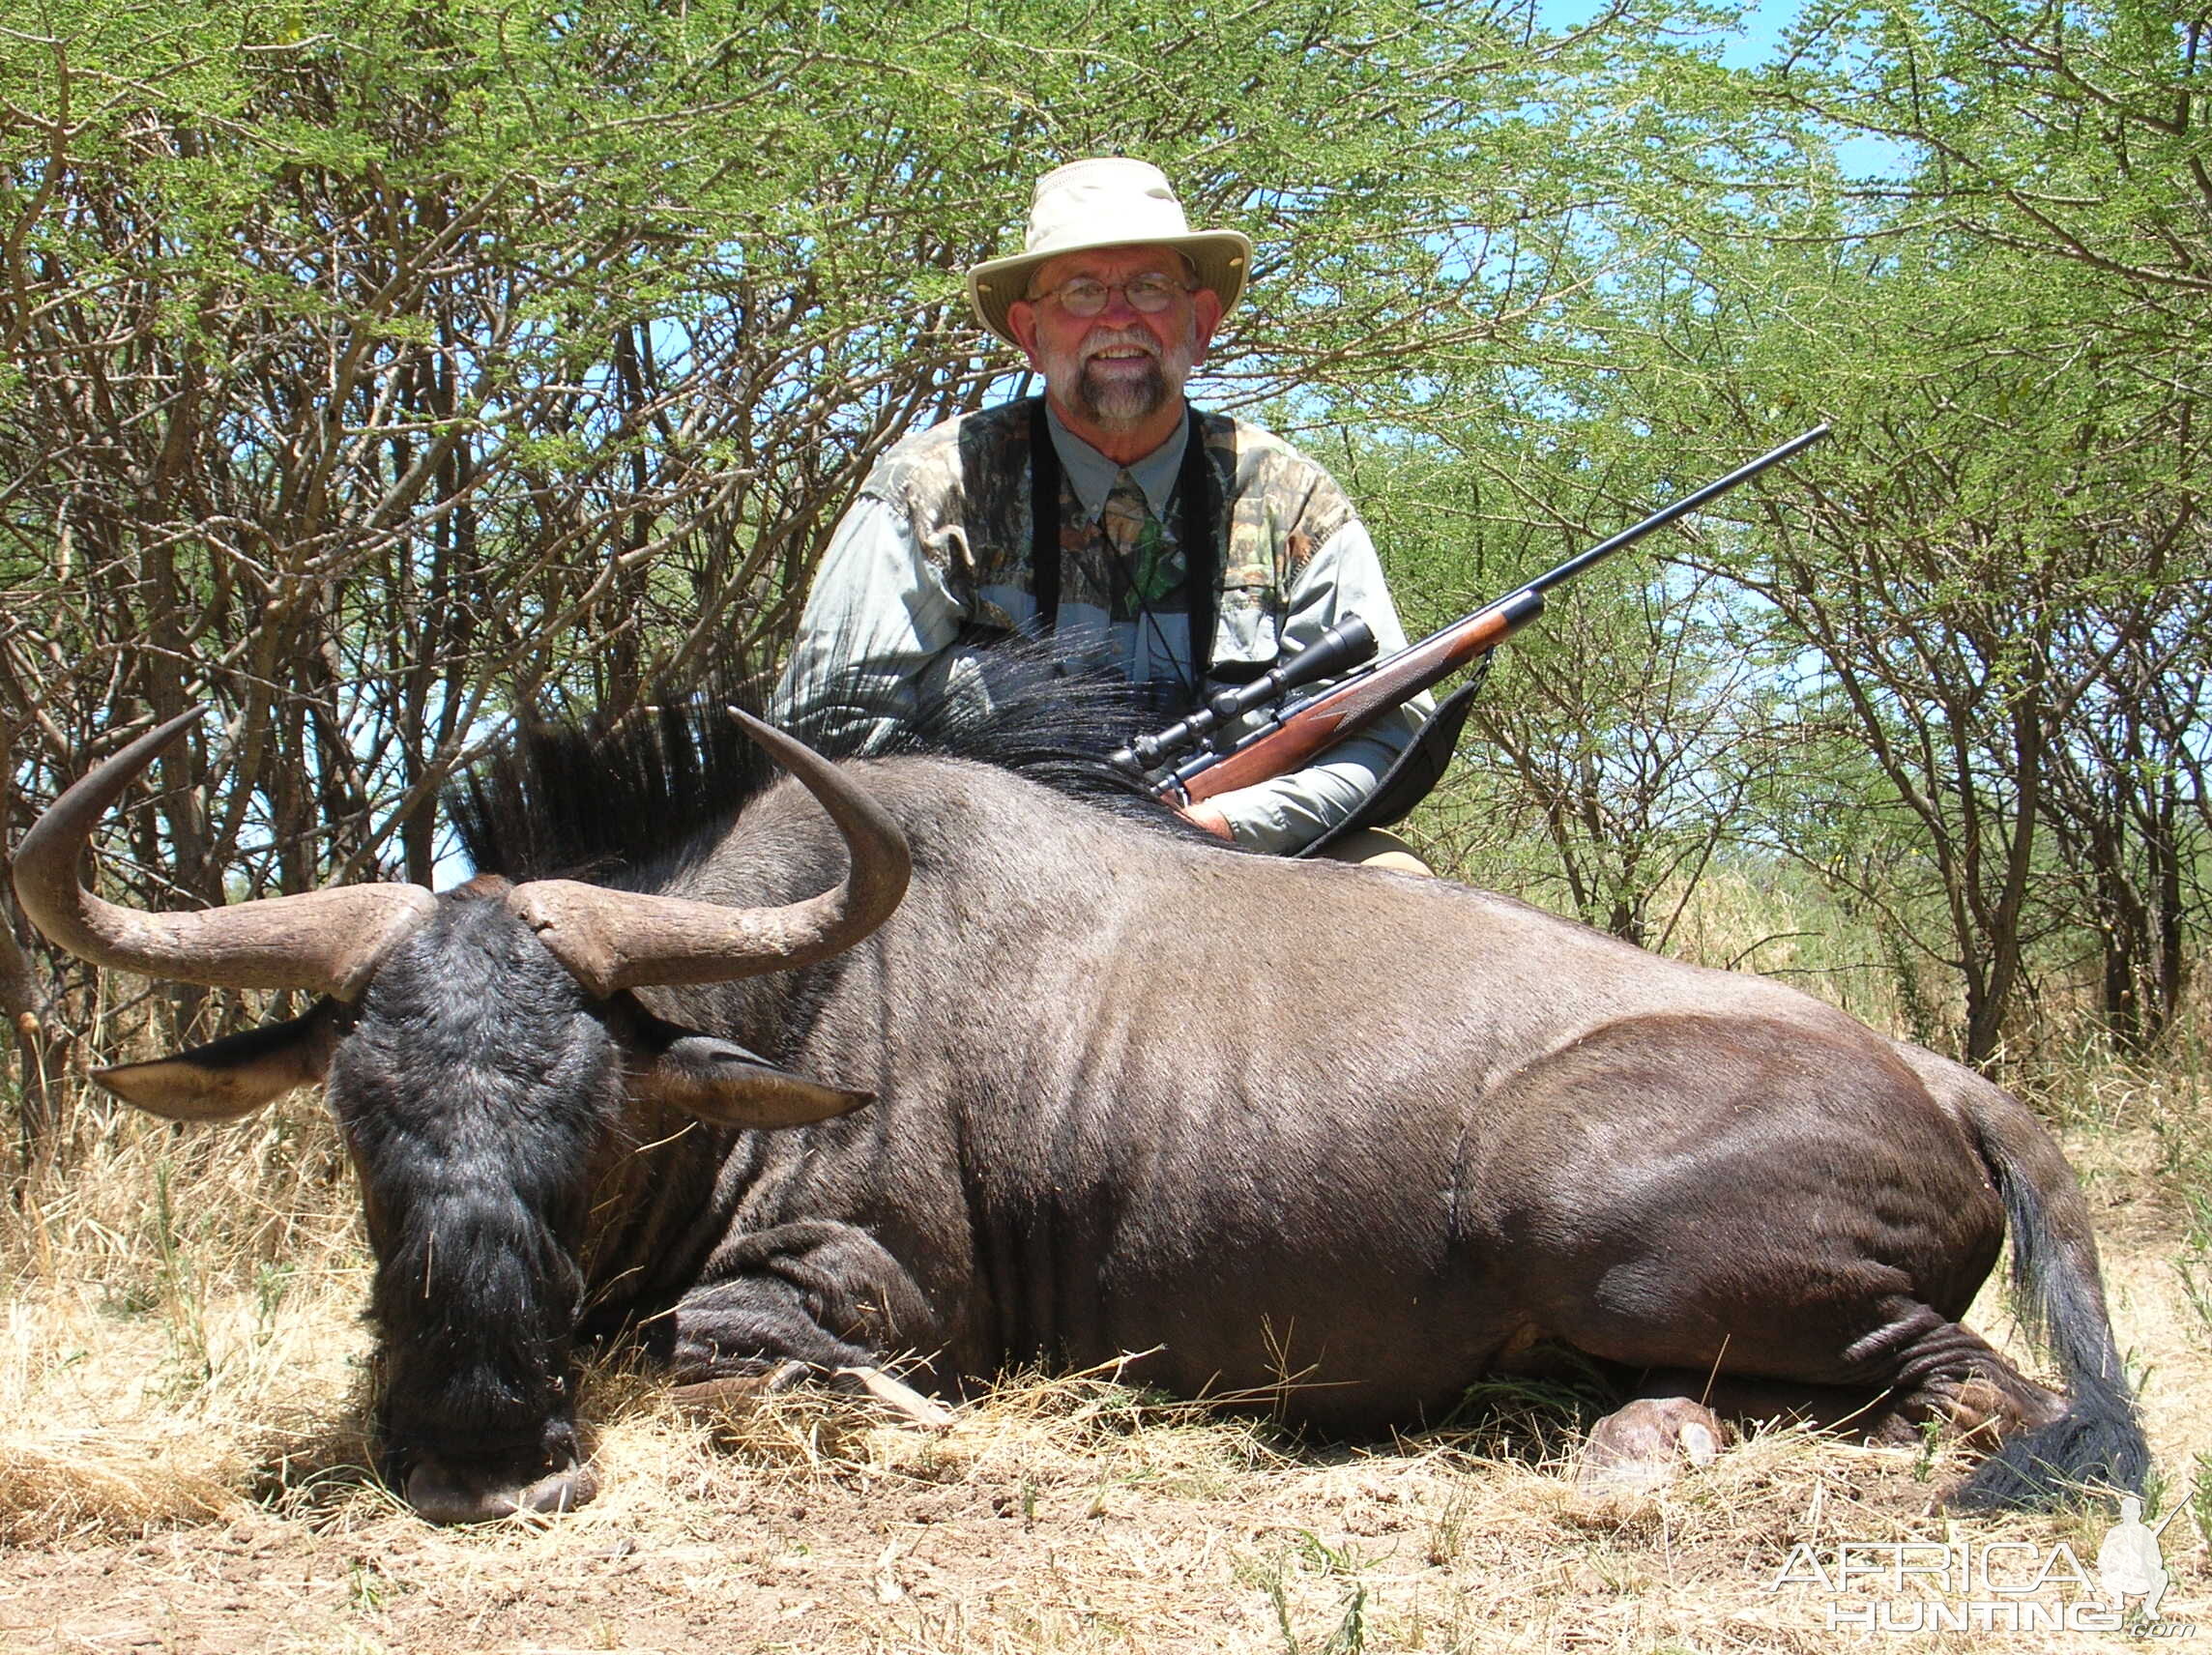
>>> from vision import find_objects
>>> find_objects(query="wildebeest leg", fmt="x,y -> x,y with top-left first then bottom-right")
668,1218 -> 939,1386
1853,1307 -> 2069,1450
1470,1013 -> 2108,1499
1611,1355 -> 2064,1449
1573,1304 -> 2068,1493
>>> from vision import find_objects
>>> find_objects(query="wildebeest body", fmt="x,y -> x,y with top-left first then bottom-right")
592,759 -> 2028,1432
16,696 -> 2145,1519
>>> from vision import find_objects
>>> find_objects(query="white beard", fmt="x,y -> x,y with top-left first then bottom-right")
1053,327 -> 1194,433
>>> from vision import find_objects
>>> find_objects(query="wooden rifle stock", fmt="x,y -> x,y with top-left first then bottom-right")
1157,423 -> 1832,806
1173,589 -> 1539,802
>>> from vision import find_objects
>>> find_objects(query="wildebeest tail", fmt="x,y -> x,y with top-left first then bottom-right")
1950,1083 -> 2149,1509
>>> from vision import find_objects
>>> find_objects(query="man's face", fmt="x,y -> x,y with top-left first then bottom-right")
1006,245 -> 1223,437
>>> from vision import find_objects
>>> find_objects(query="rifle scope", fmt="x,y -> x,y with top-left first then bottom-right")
1110,616 -> 1378,774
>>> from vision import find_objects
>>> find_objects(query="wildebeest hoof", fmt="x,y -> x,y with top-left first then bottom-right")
1941,1375 -> 2066,1438
836,1364 -> 955,1427
405,1455 -> 598,1524
1577,1397 -> 1726,1493
670,1358 -> 814,1414
672,1362 -> 823,1415
671,1374 -> 775,1413
673,1360 -> 951,1427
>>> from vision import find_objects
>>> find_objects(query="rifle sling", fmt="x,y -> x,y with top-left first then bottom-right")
1296,675 -> 1482,857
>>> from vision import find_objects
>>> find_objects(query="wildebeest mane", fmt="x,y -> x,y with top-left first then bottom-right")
450,644 -> 1189,886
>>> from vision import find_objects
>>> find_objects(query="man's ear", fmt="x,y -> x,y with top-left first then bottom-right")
1005,299 -> 1044,369
1191,286 -> 1223,363
610,994 -> 872,1128
96,999 -> 346,1121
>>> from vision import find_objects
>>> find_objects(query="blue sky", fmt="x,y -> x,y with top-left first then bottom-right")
1536,0 -> 1802,67
1535,0 -> 1914,177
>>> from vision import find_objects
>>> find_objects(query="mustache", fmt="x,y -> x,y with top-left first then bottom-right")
1079,328 -> 1160,362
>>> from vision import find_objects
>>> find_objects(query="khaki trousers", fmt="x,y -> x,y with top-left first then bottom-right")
1316,828 -> 1432,877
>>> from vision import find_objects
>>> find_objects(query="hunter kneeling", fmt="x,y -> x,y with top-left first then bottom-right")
775,156 -> 1432,873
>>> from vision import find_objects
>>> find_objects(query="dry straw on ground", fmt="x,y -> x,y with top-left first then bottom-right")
2,1059 -> 2206,1653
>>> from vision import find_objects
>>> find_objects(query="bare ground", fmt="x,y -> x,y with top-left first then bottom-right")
2,1085 -> 2206,1655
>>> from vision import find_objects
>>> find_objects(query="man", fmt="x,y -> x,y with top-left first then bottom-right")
777,158 -> 1429,863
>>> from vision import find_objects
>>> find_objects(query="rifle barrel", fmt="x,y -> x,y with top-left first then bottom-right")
1524,423 -> 1831,600
1139,422 -> 1833,798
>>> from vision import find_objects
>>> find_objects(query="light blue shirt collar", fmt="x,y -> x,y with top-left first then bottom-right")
1044,401 -> 1189,521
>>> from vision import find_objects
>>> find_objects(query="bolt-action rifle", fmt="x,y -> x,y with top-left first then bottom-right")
1115,425 -> 1832,808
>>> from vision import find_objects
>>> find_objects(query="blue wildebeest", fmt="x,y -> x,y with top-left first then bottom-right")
14,681 -> 2147,1523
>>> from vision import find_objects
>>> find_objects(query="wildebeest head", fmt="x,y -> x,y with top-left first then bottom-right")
12,709 -> 911,1523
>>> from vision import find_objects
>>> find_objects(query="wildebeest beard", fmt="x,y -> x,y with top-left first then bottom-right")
332,895 -> 615,1522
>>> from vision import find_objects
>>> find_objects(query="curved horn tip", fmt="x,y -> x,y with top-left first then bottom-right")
14,709 -> 435,997
15,707 -> 213,913
146,704 -> 214,743
81,706 -> 216,783
510,707 -> 909,997
725,708 -> 815,768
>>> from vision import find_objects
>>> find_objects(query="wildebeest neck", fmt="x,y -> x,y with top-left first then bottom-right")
331,893 -> 615,1519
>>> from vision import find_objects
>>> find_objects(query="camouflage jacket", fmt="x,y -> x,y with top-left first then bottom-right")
776,398 -> 1426,855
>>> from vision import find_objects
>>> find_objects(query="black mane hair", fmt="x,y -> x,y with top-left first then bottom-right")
449,643 -> 1194,886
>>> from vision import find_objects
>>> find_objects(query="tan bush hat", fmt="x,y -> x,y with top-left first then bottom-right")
967,159 -> 1252,349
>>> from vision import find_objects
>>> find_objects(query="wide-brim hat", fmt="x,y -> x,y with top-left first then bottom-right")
967,158 -> 1253,350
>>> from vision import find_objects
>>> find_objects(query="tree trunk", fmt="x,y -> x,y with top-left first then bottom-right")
0,884 -> 71,1167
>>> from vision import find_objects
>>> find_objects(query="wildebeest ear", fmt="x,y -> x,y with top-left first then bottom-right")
612,996 -> 872,1128
95,999 -> 346,1121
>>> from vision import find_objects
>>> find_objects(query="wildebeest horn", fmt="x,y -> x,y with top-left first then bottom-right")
12,709 -> 438,1001
506,711 -> 912,997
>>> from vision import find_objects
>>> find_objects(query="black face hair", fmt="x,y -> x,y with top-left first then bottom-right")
360,641 -> 1202,1505
332,895 -> 615,1484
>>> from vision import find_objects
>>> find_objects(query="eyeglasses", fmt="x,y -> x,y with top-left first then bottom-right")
1028,275 -> 1192,317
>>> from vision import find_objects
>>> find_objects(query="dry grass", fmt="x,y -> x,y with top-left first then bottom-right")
1,1060 -> 2208,1653
0,1097 -> 377,1544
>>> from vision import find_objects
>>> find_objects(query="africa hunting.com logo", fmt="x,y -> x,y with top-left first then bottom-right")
1760,1497 -> 2197,1637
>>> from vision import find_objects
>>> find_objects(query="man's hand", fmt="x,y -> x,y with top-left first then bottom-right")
1179,801 -> 1234,840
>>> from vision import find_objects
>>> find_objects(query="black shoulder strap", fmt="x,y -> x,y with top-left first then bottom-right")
1028,396 -> 1062,635
1296,677 -> 1482,857
1176,404 -> 1215,684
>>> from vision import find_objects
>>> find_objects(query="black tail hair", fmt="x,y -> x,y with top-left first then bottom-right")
1948,1101 -> 2151,1510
